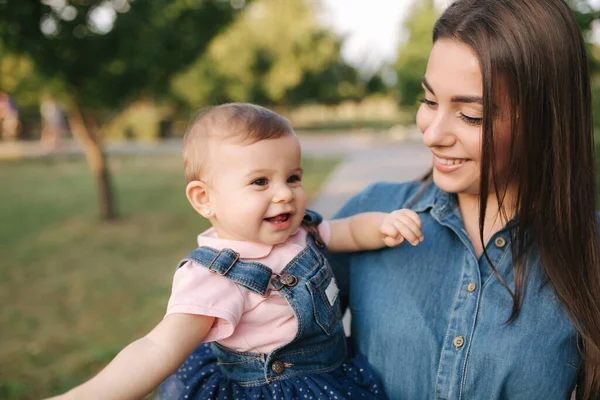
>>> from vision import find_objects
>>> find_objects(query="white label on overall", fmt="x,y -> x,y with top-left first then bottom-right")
325,277 -> 339,306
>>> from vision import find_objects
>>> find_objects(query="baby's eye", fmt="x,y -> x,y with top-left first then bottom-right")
252,178 -> 268,186
287,174 -> 301,183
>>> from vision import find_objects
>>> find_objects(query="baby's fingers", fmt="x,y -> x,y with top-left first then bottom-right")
392,218 -> 422,246
380,223 -> 404,246
383,235 -> 404,247
400,209 -> 423,230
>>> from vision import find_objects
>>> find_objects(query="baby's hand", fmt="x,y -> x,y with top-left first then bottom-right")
379,209 -> 423,247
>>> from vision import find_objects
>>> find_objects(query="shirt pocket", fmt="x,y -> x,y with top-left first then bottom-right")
306,264 -> 342,335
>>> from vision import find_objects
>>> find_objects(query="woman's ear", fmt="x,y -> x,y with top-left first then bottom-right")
186,180 -> 212,219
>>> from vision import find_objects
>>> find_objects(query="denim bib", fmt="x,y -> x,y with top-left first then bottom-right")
175,210 -> 347,387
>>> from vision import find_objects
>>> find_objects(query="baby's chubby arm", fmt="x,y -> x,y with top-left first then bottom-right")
47,313 -> 214,400
328,210 -> 423,252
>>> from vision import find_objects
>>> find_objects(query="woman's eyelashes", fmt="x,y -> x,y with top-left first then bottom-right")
459,113 -> 483,126
420,97 -> 483,126
419,97 -> 437,108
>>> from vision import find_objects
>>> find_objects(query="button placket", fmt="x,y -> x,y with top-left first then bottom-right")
432,211 -> 482,399
434,253 -> 481,398
453,336 -> 465,349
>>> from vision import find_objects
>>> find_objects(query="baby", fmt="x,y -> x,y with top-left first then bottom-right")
50,103 -> 423,400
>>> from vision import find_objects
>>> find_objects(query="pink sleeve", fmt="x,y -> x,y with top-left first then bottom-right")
165,261 -> 244,343
318,220 -> 331,246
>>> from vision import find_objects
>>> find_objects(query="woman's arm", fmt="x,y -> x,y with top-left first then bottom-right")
48,313 -> 214,400
327,209 -> 423,252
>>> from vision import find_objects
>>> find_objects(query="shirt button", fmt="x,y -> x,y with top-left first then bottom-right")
467,282 -> 477,293
495,237 -> 507,248
271,360 -> 285,374
453,336 -> 465,349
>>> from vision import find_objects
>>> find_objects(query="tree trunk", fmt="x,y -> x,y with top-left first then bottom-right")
67,103 -> 118,220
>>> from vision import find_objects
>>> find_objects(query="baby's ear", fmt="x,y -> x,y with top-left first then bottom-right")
185,180 -> 211,219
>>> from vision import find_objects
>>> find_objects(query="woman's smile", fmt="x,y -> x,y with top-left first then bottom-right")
432,153 -> 470,172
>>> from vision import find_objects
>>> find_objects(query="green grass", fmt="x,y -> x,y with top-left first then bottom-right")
0,154 -> 339,400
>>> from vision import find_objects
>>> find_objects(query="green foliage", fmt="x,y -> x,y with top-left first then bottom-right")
569,1 -> 600,128
0,0 -> 241,112
395,0 -> 439,109
171,0 -> 366,108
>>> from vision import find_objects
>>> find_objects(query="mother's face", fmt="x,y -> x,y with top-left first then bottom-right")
416,38 -> 511,196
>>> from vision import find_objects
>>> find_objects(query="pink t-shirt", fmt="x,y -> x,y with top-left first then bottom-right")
165,222 -> 331,354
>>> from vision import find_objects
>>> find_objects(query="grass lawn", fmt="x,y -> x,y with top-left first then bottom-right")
0,154 -> 339,400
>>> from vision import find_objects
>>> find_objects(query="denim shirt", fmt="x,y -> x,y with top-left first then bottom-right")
329,181 -> 582,400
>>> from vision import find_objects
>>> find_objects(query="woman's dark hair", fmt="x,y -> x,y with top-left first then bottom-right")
433,0 -> 600,397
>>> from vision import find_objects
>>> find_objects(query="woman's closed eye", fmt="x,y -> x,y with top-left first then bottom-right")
419,97 -> 437,108
459,113 -> 483,126
420,96 -> 483,126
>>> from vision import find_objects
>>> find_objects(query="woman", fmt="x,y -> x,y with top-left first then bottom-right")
331,0 -> 600,398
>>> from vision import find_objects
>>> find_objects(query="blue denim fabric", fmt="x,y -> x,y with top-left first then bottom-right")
174,209 -> 347,386
329,181 -> 583,400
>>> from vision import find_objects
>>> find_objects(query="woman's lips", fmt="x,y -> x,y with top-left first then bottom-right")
433,155 -> 469,172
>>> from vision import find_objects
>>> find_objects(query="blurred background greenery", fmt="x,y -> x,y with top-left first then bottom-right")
1,0 -> 600,398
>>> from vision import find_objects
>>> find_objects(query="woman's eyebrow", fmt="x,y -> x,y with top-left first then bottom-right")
422,77 -> 435,95
422,77 -> 483,104
451,95 -> 483,104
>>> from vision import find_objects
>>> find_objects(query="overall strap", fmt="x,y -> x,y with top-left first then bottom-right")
177,247 -> 274,297
302,209 -> 326,251
302,208 -> 323,226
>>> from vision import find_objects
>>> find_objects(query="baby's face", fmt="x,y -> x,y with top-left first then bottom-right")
204,134 -> 307,245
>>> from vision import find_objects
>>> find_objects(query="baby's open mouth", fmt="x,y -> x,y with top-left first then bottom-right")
265,213 -> 291,224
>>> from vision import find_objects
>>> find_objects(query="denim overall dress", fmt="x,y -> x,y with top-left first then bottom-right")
160,210 -> 386,400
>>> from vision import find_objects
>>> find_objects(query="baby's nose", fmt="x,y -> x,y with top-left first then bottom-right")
273,185 -> 294,203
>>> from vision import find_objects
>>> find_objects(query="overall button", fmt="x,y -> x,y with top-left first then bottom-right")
467,282 -> 477,293
495,237 -> 507,248
271,360 -> 285,374
453,336 -> 465,349
280,273 -> 298,287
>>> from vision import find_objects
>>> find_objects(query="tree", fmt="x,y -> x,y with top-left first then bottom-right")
171,0 -> 365,108
0,0 -> 240,219
394,0 -> 439,109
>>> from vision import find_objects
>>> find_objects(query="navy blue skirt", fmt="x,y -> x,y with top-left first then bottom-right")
160,343 -> 386,399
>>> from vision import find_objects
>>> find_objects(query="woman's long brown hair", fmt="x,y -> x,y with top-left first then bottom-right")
434,0 -> 600,397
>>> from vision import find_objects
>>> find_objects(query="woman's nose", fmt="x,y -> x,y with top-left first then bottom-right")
421,111 -> 454,148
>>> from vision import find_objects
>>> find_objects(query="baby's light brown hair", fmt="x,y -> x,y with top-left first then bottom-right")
182,103 -> 295,183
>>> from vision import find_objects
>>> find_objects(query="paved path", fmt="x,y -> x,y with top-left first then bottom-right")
307,138 -> 431,218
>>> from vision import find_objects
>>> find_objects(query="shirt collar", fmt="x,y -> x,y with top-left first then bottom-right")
410,179 -> 456,216
411,180 -> 518,233
196,228 -> 301,259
